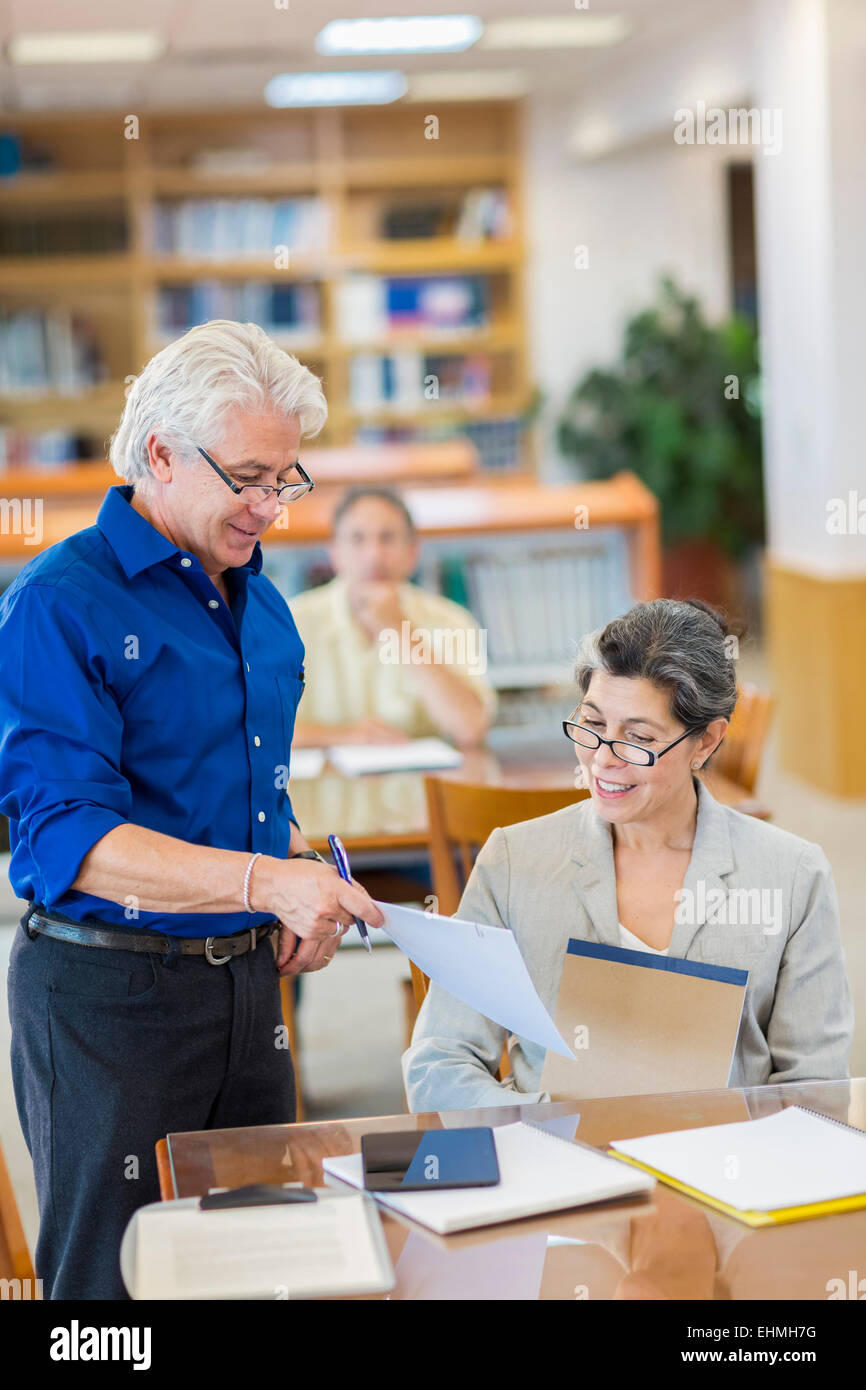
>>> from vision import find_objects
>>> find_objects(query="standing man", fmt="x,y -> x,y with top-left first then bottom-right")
0,319 -> 383,1300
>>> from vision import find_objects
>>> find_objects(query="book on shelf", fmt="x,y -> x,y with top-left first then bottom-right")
0,428 -> 90,470
348,350 -> 493,413
378,187 -> 512,243
336,274 -> 488,342
454,187 -> 512,242
154,281 -> 320,340
387,276 -> 487,330
0,310 -> 104,395
0,211 -> 127,258
152,197 -> 329,259
461,544 -> 630,670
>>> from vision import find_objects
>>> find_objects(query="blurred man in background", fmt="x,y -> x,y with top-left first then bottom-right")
291,486 -> 495,749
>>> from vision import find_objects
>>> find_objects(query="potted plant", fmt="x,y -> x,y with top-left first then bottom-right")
556,277 -> 764,613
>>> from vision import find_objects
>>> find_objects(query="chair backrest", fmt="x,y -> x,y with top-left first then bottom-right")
411,777 -> 591,1016
713,683 -> 774,794
0,1137 -> 35,1287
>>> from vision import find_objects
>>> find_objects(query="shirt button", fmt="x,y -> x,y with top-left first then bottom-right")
257,811 -> 266,823
246,662 -> 251,673
208,599 -> 219,609
180,557 -> 192,568
254,736 -> 261,747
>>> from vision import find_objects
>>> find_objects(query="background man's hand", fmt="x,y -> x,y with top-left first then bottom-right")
349,580 -> 405,641
338,716 -> 411,745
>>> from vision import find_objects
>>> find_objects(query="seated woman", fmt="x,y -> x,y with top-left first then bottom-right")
403,598 -> 854,1111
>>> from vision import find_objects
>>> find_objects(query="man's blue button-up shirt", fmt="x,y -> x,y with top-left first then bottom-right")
0,485 -> 305,937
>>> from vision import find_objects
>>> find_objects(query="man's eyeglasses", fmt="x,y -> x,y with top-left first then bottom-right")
562,709 -> 696,767
197,445 -> 315,506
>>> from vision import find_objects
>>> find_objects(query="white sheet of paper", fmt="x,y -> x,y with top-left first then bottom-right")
376,899 -> 573,1057
134,1193 -> 391,1300
327,738 -> 463,776
288,748 -> 326,780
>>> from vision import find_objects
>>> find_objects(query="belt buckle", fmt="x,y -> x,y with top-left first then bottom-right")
204,936 -> 232,966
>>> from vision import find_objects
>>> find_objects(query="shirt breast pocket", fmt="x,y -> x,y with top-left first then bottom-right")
276,673 -> 305,756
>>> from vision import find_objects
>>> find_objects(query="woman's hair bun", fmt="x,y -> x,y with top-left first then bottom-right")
681,597 -> 732,639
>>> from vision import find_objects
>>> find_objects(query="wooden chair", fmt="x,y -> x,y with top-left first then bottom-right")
0,1137 -> 36,1291
408,779 -> 591,1041
155,1138 -> 174,1200
713,683 -> 774,794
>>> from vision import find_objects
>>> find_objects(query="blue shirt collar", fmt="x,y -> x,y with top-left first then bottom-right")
97,484 -> 263,580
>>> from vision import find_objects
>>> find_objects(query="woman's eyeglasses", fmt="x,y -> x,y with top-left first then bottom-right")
197,445 -> 314,505
562,710 -> 695,766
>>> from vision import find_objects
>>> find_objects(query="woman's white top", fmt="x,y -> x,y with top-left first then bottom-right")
617,922 -> 670,956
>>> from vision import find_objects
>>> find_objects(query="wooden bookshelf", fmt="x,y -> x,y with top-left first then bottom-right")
0,469 -> 660,598
0,102 -> 533,462
0,438 -> 480,500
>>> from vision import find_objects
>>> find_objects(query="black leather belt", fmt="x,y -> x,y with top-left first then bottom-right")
24,907 -> 279,965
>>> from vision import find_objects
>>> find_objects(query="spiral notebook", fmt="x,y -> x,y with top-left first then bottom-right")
322,1120 -> 655,1234
609,1105 -> 866,1227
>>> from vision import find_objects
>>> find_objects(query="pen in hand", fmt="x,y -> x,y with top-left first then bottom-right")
328,833 -> 372,954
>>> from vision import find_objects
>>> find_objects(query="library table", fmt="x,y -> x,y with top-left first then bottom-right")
157,1078 -> 866,1300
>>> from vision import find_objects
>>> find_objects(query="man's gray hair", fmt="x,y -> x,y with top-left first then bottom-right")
109,319 -> 327,486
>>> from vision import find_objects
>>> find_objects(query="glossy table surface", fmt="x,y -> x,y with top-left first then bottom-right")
164,1078 -> 864,1300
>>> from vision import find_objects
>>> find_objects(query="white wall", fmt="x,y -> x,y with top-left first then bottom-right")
753,0 -> 866,576
520,0 -> 757,480
523,98 -> 738,480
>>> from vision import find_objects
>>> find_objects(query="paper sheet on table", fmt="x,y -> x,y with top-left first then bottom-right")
327,737 -> 463,776
133,1193 -> 392,1300
288,748 -> 326,780
375,899 -> 573,1057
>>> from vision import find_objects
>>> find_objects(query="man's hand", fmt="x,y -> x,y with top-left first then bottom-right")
252,856 -> 384,977
337,716 -> 411,745
349,581 -> 405,642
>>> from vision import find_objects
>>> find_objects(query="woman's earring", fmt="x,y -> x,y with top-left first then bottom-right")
692,762 -> 701,770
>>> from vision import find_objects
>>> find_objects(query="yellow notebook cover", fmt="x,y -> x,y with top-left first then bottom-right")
607,1149 -> 866,1227
606,1105 -> 866,1228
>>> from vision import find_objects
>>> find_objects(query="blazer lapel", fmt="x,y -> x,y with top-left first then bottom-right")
668,778 -> 735,958
567,803 -> 622,948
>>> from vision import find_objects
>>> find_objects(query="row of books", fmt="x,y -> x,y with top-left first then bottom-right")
0,212 -> 127,258
461,545 -> 629,666
151,198 -> 330,259
0,428 -> 91,470
353,417 -> 524,470
336,274 -> 488,342
349,351 -> 492,411
380,187 -> 512,242
495,687 -> 573,724
0,311 -> 105,394
155,282 -> 320,337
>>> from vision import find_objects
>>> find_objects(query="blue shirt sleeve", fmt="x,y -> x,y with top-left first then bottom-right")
0,583 -> 131,907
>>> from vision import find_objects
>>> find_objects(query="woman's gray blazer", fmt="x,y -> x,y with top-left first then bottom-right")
402,778 -> 854,1112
